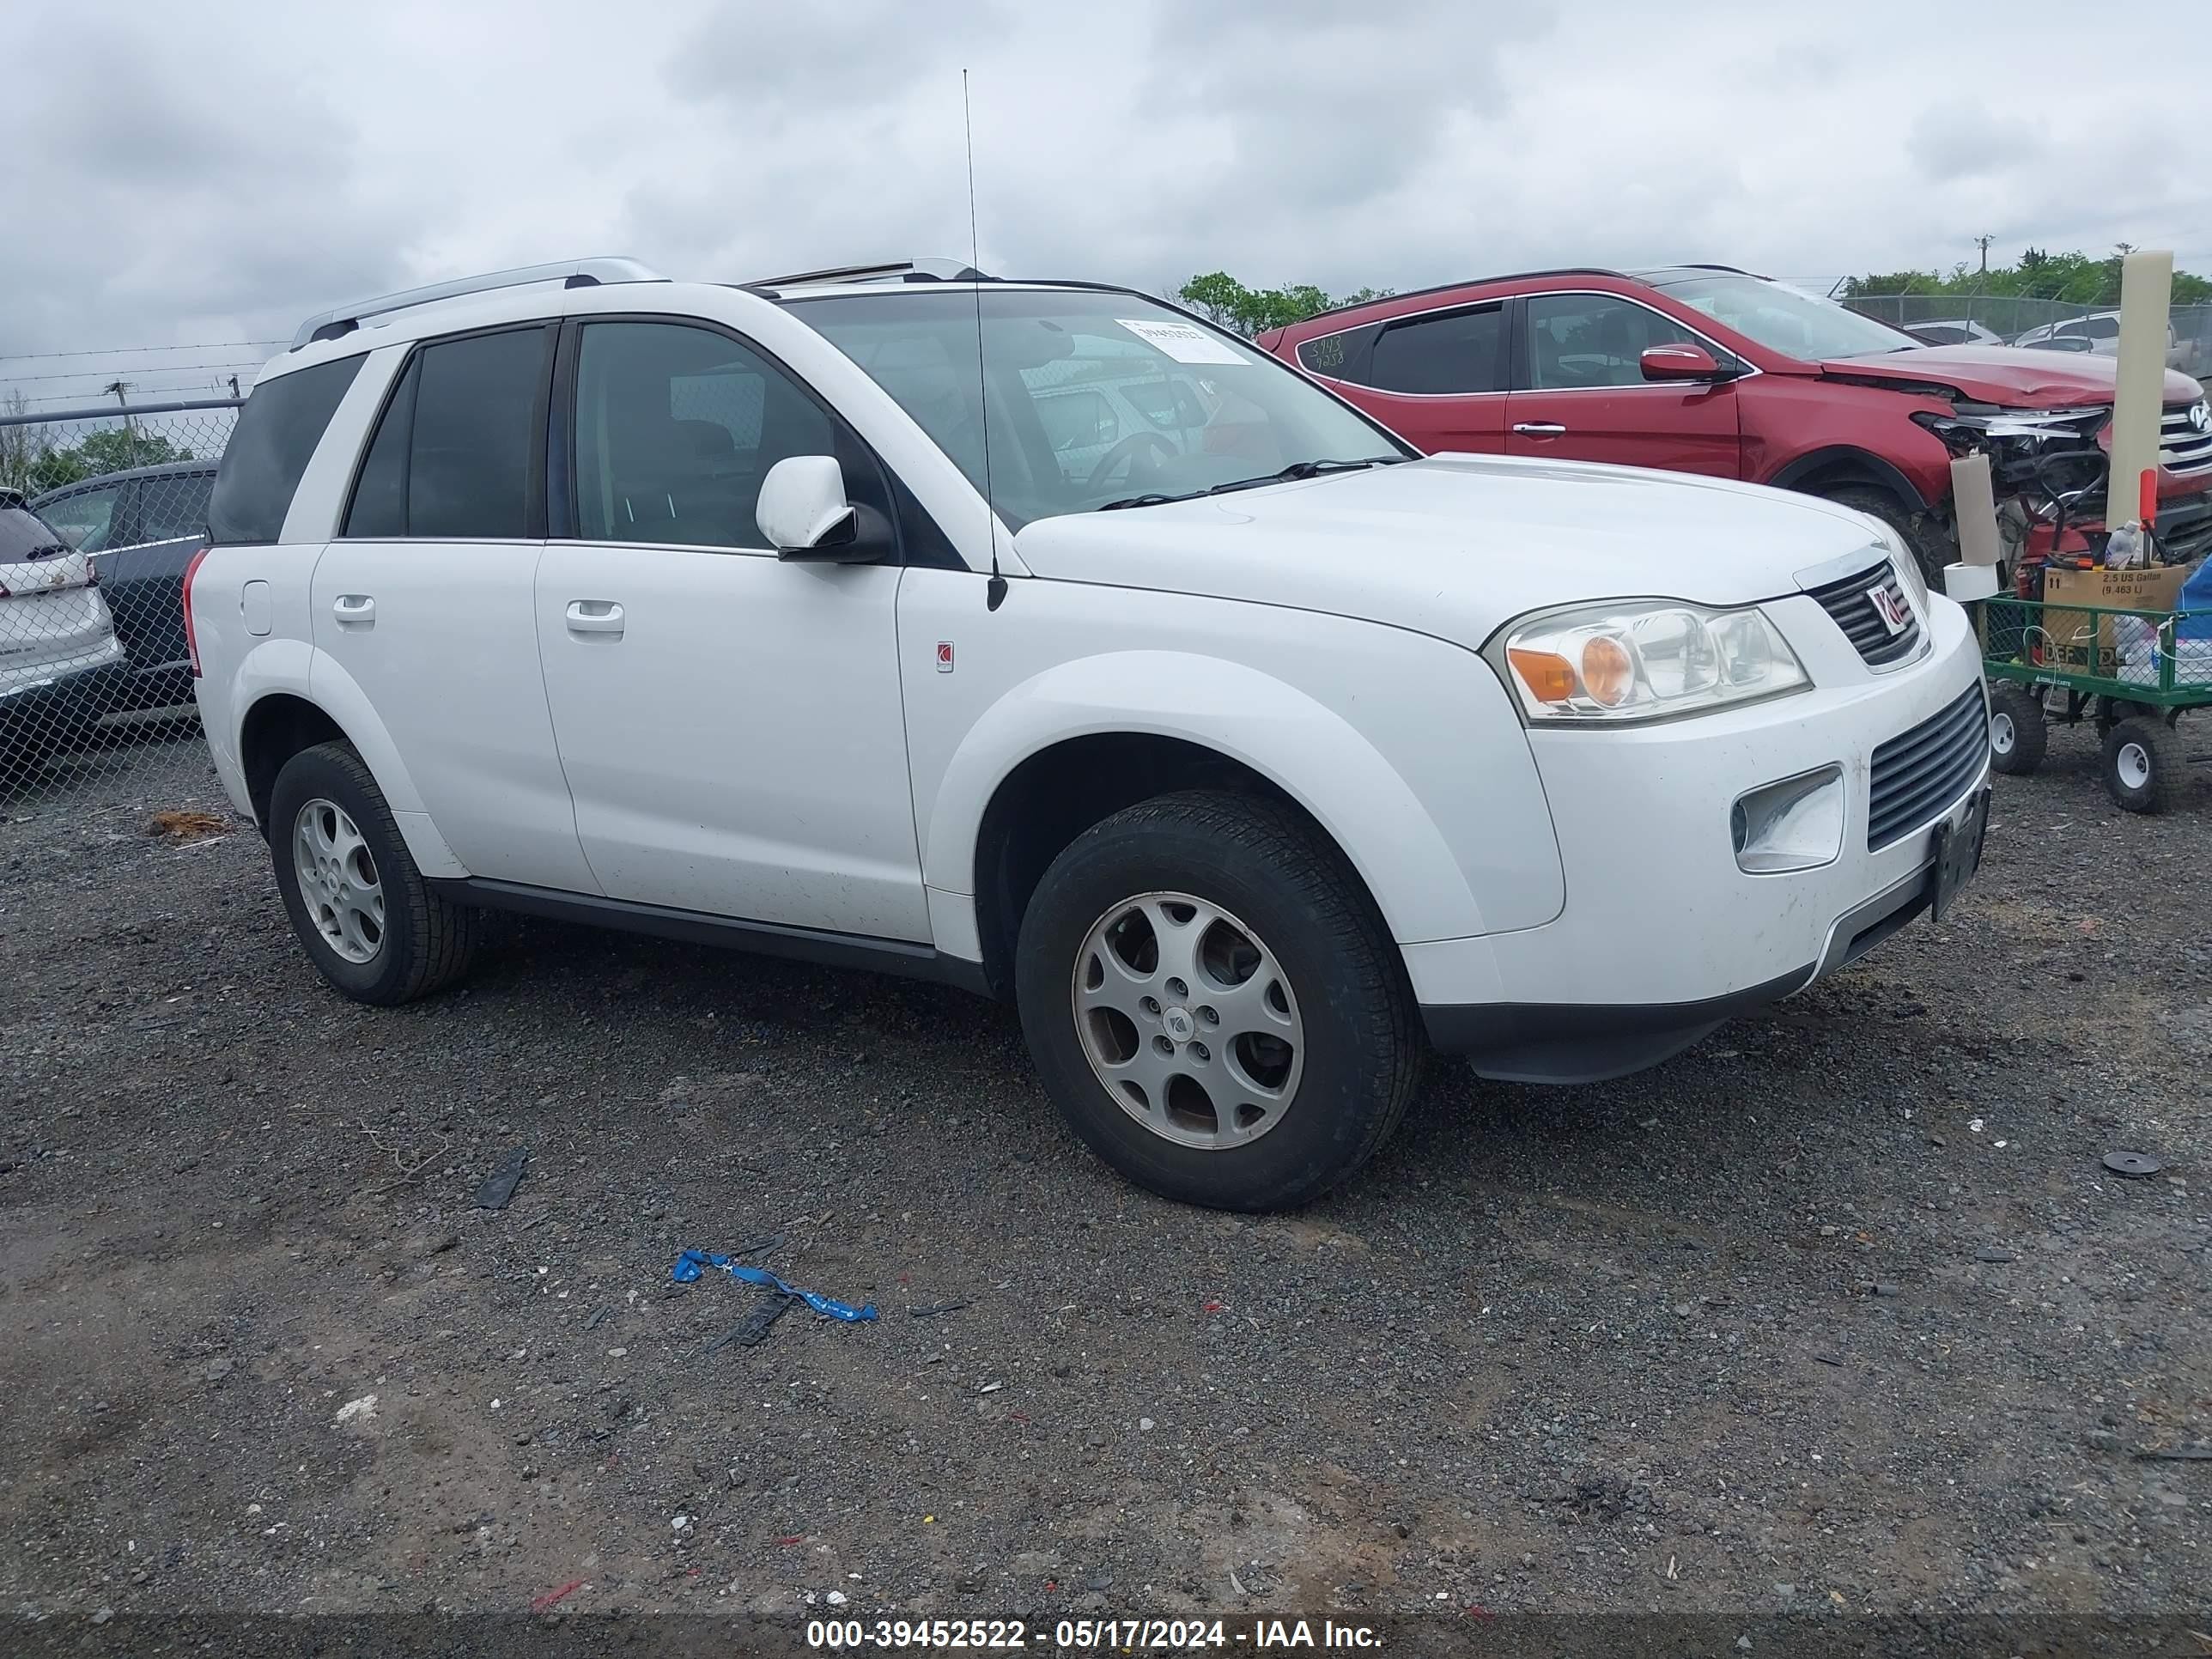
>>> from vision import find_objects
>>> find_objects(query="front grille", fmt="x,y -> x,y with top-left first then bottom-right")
1805,560 -> 1922,667
2161,500 -> 2212,562
2162,403 -> 2212,478
1868,684 -> 1987,850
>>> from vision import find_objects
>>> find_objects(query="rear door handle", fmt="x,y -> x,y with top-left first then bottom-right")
332,594 -> 375,625
565,599 -> 625,635
1512,422 -> 1568,436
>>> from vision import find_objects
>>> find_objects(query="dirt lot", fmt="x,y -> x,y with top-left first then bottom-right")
2,725 -> 2209,1656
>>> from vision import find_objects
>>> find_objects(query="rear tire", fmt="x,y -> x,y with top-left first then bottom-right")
269,741 -> 480,1004
1817,484 -> 1948,587
1986,684 -> 2046,775
1013,789 -> 1420,1212
2101,716 -> 2179,814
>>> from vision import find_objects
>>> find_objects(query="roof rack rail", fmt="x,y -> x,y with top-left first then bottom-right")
289,257 -> 668,349
1290,266 -> 1632,328
749,258 -> 990,290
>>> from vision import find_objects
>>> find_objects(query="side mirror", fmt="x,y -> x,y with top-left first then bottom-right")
1640,343 -> 1735,384
756,455 -> 890,564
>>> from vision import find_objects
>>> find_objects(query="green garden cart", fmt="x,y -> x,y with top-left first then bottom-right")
1980,593 -> 2212,812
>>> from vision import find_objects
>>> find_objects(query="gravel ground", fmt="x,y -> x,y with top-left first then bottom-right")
1,722 -> 2209,1656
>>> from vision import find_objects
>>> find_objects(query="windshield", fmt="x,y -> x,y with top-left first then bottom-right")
1652,274 -> 1920,362
792,289 -> 1411,529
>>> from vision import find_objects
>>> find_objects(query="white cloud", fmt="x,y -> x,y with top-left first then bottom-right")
1,0 -> 2199,392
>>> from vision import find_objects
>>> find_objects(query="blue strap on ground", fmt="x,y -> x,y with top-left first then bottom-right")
671,1249 -> 878,1322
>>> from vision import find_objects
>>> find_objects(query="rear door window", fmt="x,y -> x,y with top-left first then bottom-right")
1366,305 -> 1505,394
139,471 -> 216,542
209,355 -> 364,544
341,327 -> 553,539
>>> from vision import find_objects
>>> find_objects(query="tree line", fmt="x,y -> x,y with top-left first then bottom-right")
0,392 -> 196,495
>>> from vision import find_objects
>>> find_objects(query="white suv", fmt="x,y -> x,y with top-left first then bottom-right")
188,257 -> 1990,1211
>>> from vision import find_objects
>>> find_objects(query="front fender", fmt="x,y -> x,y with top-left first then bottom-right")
922,649 -> 1547,945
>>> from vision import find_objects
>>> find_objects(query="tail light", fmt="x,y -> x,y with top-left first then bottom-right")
181,544 -> 212,678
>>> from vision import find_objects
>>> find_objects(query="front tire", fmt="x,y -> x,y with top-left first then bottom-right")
1817,484 -> 1949,588
1987,684 -> 2046,775
269,741 -> 480,1004
2101,716 -> 2180,814
1014,790 -> 1420,1212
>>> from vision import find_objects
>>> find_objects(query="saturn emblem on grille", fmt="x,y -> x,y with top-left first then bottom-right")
1869,583 -> 1912,635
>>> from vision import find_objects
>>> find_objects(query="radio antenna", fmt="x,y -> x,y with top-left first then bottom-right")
963,69 -> 1006,611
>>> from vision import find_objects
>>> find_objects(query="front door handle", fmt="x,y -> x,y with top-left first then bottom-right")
565,599 -> 625,636
1512,422 -> 1568,436
332,594 -> 375,625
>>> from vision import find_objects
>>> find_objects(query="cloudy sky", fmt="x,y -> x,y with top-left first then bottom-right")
3,0 -> 2200,406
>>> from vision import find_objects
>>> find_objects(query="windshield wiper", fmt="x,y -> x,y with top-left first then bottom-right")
1096,491 -> 1187,512
1201,456 -> 1407,496
1094,456 -> 1407,513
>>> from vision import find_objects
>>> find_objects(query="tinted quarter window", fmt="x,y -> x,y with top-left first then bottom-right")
571,321 -> 884,550
343,355 -> 418,538
1297,324 -> 1377,380
1365,305 -> 1504,395
209,355 -> 363,544
408,329 -> 550,538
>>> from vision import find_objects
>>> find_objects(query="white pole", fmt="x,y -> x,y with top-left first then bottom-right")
2106,250 -> 2172,532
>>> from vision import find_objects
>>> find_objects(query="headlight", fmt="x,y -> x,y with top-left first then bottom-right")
1911,406 -> 2109,450
1493,599 -> 1808,724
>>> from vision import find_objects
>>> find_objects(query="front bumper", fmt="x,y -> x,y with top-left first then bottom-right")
1414,591 -> 1988,1081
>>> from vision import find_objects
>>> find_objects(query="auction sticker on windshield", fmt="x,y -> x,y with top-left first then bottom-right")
1115,318 -> 1248,365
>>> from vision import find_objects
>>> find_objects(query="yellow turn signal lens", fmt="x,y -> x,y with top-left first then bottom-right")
1507,647 -> 1577,705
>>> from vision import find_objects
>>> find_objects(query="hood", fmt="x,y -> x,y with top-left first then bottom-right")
1010,455 -> 1892,648
1819,343 -> 2203,408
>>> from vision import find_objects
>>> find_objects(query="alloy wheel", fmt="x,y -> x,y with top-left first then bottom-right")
292,798 -> 385,963
1070,890 -> 1304,1151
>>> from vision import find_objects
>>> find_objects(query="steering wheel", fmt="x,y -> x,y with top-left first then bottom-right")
1083,429 -> 1176,491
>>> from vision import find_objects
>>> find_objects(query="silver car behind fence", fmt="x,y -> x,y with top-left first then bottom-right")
0,402 -> 240,811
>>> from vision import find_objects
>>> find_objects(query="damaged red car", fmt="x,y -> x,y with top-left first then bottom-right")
1260,264 -> 2212,574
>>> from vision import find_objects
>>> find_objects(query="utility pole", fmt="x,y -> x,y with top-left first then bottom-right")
103,380 -> 138,467
1973,234 -> 1994,275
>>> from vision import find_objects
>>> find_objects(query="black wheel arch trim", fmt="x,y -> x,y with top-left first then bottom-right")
1767,447 -> 1935,514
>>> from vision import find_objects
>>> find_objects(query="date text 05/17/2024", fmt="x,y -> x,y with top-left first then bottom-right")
804,1616 -> 1385,1650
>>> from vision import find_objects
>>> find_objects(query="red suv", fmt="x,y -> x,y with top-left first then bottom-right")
1261,264 -> 2212,575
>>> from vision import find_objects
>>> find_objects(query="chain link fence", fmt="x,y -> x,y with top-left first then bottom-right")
1,401 -> 238,812
1844,295 -> 2212,381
